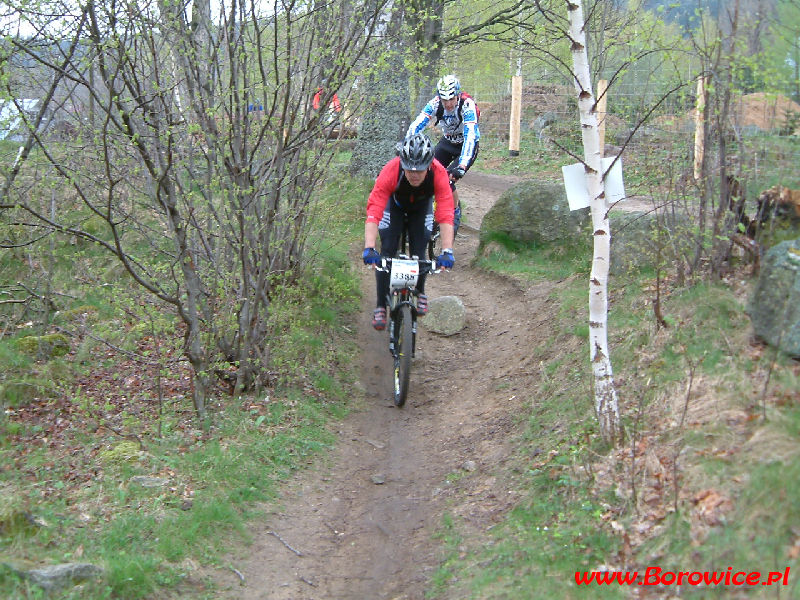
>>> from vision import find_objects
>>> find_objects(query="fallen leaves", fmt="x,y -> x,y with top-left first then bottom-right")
692,488 -> 734,526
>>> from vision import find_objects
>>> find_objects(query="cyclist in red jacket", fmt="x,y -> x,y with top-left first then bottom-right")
362,133 -> 455,331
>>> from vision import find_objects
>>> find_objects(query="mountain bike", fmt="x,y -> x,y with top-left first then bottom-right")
376,256 -> 434,407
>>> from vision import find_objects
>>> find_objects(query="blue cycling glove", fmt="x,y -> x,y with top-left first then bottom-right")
362,247 -> 381,265
436,249 -> 455,270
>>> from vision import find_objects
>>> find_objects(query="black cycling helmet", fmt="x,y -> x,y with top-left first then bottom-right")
397,133 -> 434,171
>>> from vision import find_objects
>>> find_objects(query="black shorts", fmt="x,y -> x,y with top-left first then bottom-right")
374,196 -> 434,307
433,138 -> 479,172
377,195 -> 434,259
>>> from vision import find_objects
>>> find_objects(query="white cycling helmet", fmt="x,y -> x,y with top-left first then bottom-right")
437,75 -> 461,100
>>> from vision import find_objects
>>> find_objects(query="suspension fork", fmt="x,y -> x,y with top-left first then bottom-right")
388,289 -> 418,358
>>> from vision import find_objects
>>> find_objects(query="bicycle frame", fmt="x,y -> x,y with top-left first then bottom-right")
381,256 -> 432,355
377,256 -> 434,406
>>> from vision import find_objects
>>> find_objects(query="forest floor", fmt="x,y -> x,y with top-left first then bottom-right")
214,171 -> 565,599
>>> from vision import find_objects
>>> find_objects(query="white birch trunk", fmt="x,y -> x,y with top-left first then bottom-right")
566,0 -> 621,444
693,76 -> 706,181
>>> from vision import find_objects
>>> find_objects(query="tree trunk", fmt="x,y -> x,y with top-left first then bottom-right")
710,0 -> 740,277
566,0 -> 621,445
408,0 -> 444,112
350,1 -> 411,176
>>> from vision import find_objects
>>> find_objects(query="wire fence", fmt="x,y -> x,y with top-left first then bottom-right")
467,70 -> 800,196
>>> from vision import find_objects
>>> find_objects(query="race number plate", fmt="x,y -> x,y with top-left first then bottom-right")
389,258 -> 419,289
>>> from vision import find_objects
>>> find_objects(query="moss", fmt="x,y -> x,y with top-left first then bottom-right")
0,380 -> 42,407
16,334 -> 70,360
98,441 -> 142,468
480,179 -> 591,246
0,484 -> 37,537
60,305 -> 99,323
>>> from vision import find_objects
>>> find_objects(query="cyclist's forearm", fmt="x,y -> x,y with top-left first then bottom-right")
439,223 -> 454,250
365,221 -> 379,249
460,123 -> 479,166
407,111 -> 431,137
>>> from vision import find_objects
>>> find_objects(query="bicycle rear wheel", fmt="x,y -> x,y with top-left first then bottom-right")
393,303 -> 413,407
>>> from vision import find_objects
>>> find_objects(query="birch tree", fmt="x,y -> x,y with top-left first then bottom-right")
565,0 -> 621,444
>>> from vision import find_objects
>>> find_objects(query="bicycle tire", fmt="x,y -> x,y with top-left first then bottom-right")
428,223 -> 441,261
400,227 -> 408,257
393,303 -> 413,407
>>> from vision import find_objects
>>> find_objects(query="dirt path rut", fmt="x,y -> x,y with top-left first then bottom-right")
219,172 -> 555,600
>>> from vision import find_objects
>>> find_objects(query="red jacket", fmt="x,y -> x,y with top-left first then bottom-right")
313,89 -> 341,112
366,157 -> 455,226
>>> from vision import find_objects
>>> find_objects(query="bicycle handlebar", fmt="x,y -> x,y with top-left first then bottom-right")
374,256 -> 439,274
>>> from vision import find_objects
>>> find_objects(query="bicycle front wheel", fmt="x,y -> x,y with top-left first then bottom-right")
428,223 -> 441,261
393,303 -> 413,407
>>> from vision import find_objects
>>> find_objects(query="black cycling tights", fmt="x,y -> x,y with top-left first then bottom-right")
375,199 -> 433,308
434,137 -> 480,191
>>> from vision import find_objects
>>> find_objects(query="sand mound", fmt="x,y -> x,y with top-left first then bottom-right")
734,92 -> 800,131
669,92 -> 800,134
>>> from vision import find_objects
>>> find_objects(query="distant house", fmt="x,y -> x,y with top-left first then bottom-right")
0,98 -> 46,141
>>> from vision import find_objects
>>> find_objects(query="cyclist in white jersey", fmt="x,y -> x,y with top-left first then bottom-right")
406,74 -> 480,233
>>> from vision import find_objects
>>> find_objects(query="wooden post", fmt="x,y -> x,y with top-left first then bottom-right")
596,79 -> 608,157
693,76 -> 706,181
509,75 -> 522,156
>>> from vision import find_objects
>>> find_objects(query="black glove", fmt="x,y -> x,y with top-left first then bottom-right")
436,249 -> 455,270
448,165 -> 466,180
362,248 -> 381,265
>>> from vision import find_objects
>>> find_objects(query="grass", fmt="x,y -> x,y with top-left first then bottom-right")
426,224 -> 800,599
474,231 -> 592,283
635,444 -> 800,598
3,123 -> 800,598
0,162 -> 372,599
430,445 -> 625,599
476,131 -> 578,180
2,382 -> 345,597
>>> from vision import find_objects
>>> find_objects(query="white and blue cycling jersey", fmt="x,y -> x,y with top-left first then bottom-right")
406,95 -> 480,168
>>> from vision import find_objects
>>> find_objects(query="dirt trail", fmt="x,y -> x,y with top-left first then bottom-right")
219,172 -> 555,600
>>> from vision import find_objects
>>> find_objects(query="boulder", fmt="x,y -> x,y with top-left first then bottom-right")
0,484 -> 41,537
26,563 -> 104,591
532,112 -> 559,138
608,210 -> 693,275
16,333 -> 70,360
747,239 -> 800,356
130,476 -> 169,488
480,180 -> 590,246
422,295 -> 466,336
608,211 -> 656,274
479,181 -> 698,276
1,562 -> 105,592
